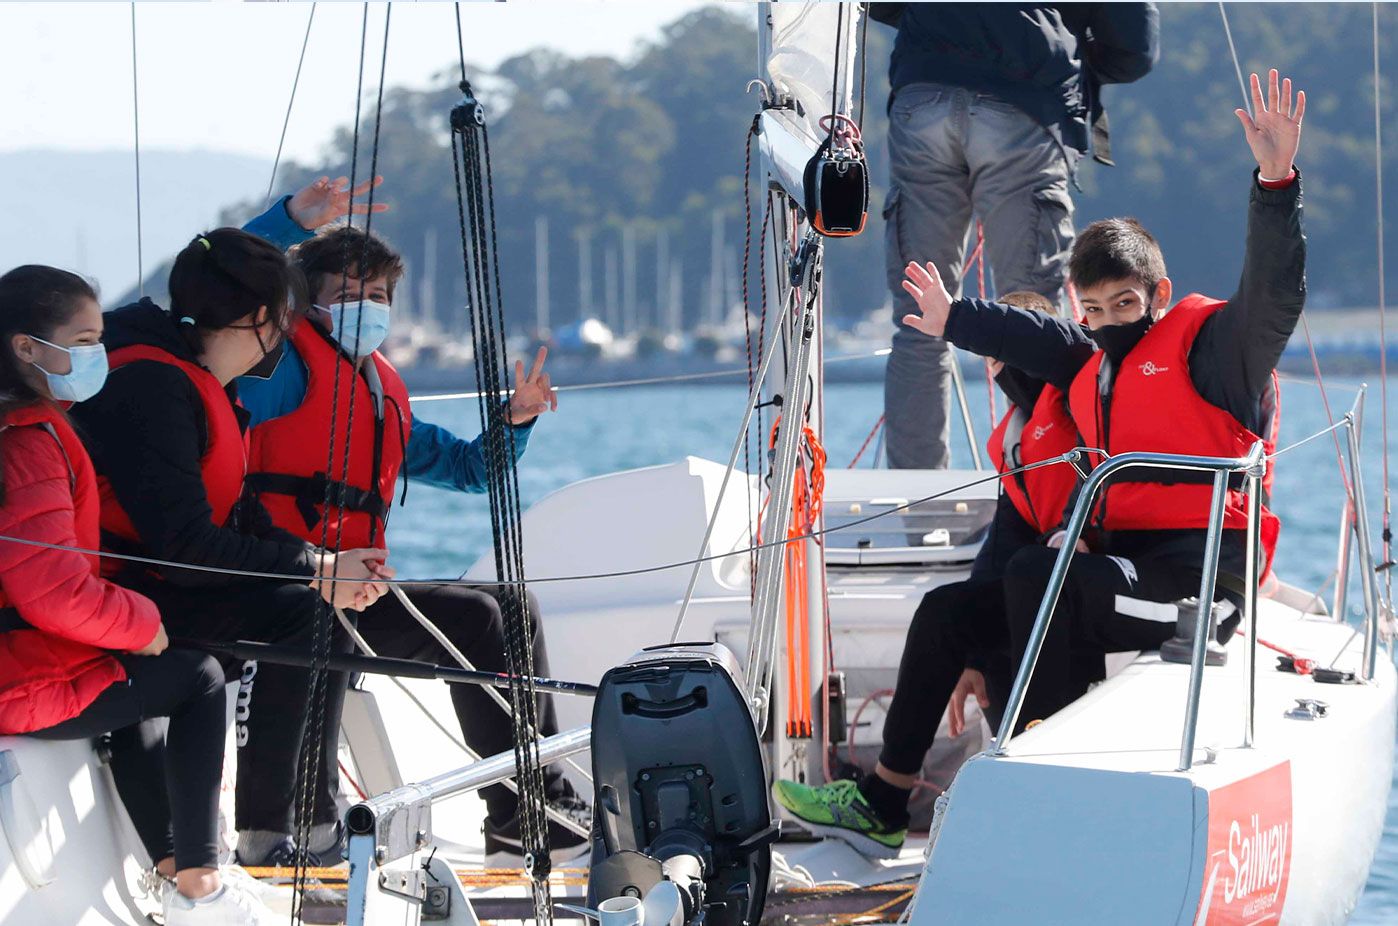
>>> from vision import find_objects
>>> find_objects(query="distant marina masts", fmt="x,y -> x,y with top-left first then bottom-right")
535,215 -> 550,333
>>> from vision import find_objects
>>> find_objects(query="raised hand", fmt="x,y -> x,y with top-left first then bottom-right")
1235,69 -> 1305,180
900,261 -> 954,338
286,175 -> 390,231
508,346 -> 558,425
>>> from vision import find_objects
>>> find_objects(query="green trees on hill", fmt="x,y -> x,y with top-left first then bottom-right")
224,3 -> 1395,336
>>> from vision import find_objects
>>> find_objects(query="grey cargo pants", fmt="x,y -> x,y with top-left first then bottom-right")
883,83 -> 1077,469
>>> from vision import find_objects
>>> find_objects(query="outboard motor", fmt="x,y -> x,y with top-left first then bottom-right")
586,643 -> 777,926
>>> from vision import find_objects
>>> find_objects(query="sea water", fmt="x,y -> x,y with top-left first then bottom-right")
390,377 -> 1398,921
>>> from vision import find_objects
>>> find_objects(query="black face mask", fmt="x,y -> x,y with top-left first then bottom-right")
995,365 -> 1042,414
1089,312 -> 1154,365
244,330 -> 285,380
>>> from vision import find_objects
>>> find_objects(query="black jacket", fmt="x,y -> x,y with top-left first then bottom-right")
73,300 -> 318,587
869,3 -> 1159,162
944,172 -> 1307,576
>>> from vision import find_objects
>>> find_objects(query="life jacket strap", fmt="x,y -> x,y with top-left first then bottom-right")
244,471 -> 389,532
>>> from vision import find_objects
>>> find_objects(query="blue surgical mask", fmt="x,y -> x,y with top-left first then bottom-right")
27,335 -> 109,402
320,300 -> 391,358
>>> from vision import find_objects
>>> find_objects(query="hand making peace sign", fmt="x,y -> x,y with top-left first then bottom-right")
1235,68 -> 1305,181
508,346 -> 558,425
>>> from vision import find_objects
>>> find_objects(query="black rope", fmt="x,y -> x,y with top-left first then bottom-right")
265,2 -> 318,207
450,9 -> 553,917
290,4 -> 388,918
741,117 -> 760,589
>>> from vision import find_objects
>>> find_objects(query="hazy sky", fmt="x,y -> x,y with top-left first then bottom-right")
1,1 -> 712,164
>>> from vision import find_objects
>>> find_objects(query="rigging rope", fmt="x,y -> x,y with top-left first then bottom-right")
1372,2 -> 1392,592
265,2 -> 318,207
291,4 -> 387,916
129,3 -> 144,297
1217,3 -> 1252,121
450,5 -> 553,915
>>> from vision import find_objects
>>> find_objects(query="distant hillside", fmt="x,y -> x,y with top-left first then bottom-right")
0,149 -> 269,302
197,3 -> 1396,331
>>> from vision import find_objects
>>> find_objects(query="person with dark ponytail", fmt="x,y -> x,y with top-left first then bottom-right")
70,227 -> 393,868
0,265 -> 274,924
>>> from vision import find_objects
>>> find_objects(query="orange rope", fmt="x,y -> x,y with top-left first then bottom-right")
767,417 -> 826,738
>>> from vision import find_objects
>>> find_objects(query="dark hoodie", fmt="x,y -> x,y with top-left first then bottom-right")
72,299 -> 317,588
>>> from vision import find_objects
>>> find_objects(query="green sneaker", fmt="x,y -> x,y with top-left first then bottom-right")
771,779 -> 906,859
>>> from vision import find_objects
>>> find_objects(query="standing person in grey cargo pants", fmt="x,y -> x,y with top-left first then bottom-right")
871,2 -> 1159,469
883,85 -> 1076,469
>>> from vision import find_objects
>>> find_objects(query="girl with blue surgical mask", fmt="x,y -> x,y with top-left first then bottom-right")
0,265 -> 277,924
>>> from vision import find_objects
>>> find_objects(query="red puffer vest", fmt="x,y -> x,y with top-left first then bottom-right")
986,384 -> 1079,535
0,403 -> 160,734
97,345 -> 247,567
245,319 -> 410,550
1067,294 -> 1281,572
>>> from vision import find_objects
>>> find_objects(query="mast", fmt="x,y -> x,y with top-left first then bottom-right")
535,216 -> 550,334
420,225 -> 437,332
708,209 -> 725,326
604,244 -> 620,334
746,0 -> 862,786
656,226 -> 670,334
578,229 -> 593,322
622,224 -> 638,335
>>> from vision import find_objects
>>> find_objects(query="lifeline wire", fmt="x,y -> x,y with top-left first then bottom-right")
0,448 -> 1232,590
265,3 -> 318,206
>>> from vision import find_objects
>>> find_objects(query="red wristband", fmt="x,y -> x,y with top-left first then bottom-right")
1258,169 -> 1297,190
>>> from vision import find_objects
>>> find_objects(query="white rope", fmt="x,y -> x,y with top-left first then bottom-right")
1372,2 -> 1393,602
129,3 -> 143,296
265,2 -> 317,207
1217,3 -> 1252,119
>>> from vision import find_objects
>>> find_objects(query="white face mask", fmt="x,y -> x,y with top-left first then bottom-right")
27,335 -> 109,402
319,300 -> 391,358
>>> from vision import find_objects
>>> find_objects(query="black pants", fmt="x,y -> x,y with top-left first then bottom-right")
329,583 -> 564,825
878,547 -> 1204,774
879,577 -> 1012,775
125,576 -> 335,833
30,650 -> 226,871
1002,545 -> 1203,731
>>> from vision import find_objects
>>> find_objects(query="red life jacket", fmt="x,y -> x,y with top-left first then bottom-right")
986,384 -> 1079,535
245,319 -> 411,551
1067,293 -> 1281,572
98,345 -> 247,558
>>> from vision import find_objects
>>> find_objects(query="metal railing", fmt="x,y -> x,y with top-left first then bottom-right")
990,387 -> 1382,771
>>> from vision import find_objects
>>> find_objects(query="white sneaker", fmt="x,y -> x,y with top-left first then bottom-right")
163,882 -> 274,926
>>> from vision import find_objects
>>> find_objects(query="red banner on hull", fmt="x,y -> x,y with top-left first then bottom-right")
1195,761 -> 1293,925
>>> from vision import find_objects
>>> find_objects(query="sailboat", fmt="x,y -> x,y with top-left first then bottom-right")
1,3 -> 1394,925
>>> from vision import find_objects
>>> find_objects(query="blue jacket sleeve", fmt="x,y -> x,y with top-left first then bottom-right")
242,196 -> 316,252
403,415 -> 535,493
